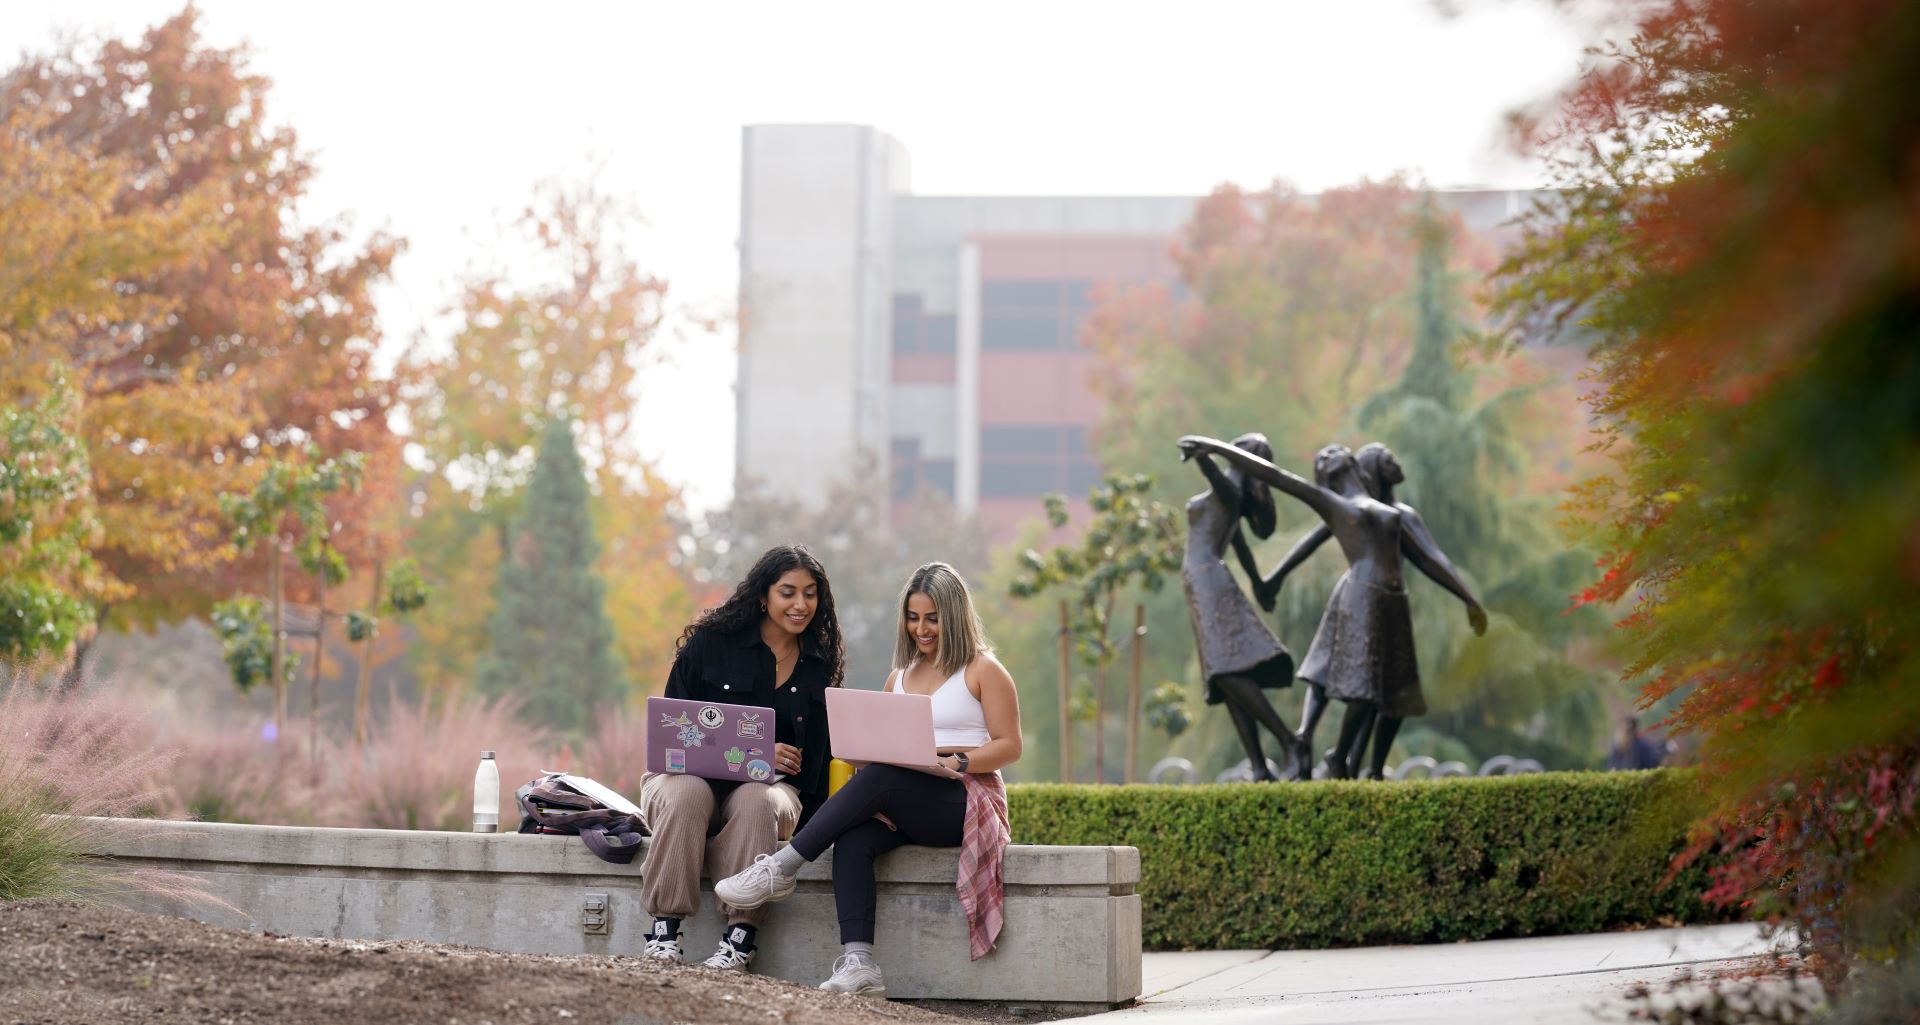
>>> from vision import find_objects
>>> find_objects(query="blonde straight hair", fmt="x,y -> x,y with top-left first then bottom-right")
892,562 -> 993,676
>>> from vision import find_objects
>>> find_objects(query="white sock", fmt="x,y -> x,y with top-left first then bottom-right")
843,941 -> 875,962
771,844 -> 806,877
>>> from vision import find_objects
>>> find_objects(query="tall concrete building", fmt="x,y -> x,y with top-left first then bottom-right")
737,124 -> 1530,540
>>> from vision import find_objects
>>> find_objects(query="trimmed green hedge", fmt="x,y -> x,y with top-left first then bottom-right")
1006,769 -> 1722,951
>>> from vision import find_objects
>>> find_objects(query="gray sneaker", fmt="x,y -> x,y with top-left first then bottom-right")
819,952 -> 886,997
714,853 -> 797,910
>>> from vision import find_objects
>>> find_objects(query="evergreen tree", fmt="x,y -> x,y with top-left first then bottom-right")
1351,195 -> 1610,766
1358,195 -> 1523,583
476,419 -> 626,733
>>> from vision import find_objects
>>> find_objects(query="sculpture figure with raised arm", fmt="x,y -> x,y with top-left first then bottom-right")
1176,432 -> 1307,781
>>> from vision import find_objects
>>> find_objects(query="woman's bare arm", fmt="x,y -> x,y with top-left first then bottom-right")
940,654 -> 1023,774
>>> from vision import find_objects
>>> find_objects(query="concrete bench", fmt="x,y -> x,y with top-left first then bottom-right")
95,817 -> 1142,1010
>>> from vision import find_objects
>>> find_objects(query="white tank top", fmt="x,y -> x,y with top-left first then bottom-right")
890,664 -> 992,749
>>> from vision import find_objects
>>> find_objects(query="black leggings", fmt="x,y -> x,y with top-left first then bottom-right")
787,764 -> 966,943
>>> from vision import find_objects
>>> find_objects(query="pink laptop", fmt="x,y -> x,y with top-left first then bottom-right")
825,687 -> 947,771
645,696 -> 780,783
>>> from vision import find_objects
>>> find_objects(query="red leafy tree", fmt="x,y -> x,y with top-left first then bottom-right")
1494,0 -> 1920,992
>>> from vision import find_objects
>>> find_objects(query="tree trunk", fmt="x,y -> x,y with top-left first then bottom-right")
270,542 -> 286,751
354,557 -> 384,751
1094,658 -> 1108,783
1127,603 -> 1144,784
1094,590 -> 1116,783
310,569 -> 326,785
57,604 -> 112,696
1056,599 -> 1073,784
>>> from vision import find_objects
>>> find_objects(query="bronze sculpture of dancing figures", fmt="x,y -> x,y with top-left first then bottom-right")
1180,435 -> 1485,781
1177,432 -> 1308,781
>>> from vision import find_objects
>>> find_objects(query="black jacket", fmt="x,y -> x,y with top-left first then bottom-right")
663,625 -> 835,825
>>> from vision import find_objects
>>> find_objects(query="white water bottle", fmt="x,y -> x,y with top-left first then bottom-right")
473,751 -> 499,833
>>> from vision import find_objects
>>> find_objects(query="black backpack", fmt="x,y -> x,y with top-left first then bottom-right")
515,772 -> 647,864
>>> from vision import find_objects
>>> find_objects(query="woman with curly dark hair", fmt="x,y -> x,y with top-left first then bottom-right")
638,545 -> 844,973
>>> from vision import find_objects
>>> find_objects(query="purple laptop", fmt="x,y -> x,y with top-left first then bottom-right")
645,696 -> 779,783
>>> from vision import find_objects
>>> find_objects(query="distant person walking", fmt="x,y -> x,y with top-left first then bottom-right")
1606,716 -> 1667,770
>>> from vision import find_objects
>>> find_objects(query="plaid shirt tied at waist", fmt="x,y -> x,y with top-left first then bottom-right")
957,770 -> 1010,960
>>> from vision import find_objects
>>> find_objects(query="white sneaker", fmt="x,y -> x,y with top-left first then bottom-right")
642,936 -> 682,962
819,952 -> 886,997
714,853 -> 797,911
700,931 -> 757,971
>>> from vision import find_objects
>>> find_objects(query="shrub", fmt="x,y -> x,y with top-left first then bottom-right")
331,694 -> 552,832
155,715 -> 303,825
0,685 -> 191,902
1008,770 -> 1721,950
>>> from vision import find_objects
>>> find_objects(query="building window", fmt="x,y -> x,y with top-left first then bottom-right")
979,277 -> 1096,351
892,437 -> 956,501
982,426 -> 1061,454
982,315 -> 1062,350
983,280 -> 1063,308
894,292 -> 958,356
924,459 -> 955,497
924,315 -> 956,355
979,424 -> 1103,498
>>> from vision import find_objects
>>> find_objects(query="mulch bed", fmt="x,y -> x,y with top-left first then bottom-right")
0,902 -> 1073,1025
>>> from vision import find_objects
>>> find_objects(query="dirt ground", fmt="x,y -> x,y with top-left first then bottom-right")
0,902 -> 1077,1025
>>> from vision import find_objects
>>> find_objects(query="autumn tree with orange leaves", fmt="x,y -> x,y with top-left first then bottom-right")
1496,0 -> 1920,1006
402,173 -> 696,700
0,8 -> 406,687
0,97 -> 220,668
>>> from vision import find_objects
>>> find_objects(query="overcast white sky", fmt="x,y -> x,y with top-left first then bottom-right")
3,1 -> 1594,512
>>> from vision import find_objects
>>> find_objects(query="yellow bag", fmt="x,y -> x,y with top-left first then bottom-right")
828,758 -> 856,795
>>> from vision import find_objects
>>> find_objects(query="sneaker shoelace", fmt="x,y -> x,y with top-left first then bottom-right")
831,953 -> 875,976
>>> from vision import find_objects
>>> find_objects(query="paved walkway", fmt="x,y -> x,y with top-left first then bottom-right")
1061,923 -> 1786,1024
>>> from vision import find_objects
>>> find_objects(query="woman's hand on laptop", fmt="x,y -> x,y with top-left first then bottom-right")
774,743 -> 804,776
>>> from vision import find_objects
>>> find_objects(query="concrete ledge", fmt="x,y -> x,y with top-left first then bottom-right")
94,817 -> 1142,1008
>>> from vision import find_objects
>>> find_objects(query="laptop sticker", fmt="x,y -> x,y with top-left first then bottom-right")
659,711 -> 707,748
746,759 -> 772,782
736,713 -> 764,739
724,747 -> 745,773
698,706 -> 725,730
665,749 -> 687,773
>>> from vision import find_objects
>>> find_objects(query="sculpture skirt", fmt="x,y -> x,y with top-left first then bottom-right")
1181,559 -> 1294,705
1298,574 -> 1425,718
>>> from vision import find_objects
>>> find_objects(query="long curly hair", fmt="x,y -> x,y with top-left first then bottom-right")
677,545 -> 846,686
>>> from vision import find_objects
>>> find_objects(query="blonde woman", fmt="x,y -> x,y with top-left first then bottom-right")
715,562 -> 1023,997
